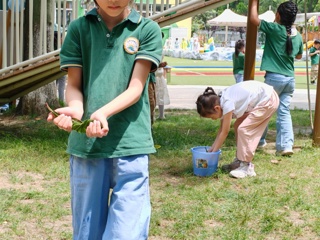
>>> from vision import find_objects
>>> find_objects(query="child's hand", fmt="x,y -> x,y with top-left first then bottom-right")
207,146 -> 214,152
47,106 -> 82,132
86,110 -> 109,138
159,62 -> 167,68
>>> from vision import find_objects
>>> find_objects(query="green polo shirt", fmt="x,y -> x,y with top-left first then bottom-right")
60,8 -> 163,158
232,52 -> 244,74
259,20 -> 303,77
309,46 -> 319,65
149,72 -> 156,83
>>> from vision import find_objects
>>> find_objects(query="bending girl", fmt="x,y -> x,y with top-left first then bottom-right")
196,81 -> 279,179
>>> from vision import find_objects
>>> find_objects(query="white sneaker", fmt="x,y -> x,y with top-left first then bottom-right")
276,150 -> 293,156
230,162 -> 256,179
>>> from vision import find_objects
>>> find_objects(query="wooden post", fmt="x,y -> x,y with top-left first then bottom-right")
313,62 -> 320,146
243,0 -> 259,81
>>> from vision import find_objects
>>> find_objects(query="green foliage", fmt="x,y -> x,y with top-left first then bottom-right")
234,1 -> 248,15
192,10 -> 216,34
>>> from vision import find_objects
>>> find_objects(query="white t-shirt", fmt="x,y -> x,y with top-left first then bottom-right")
220,81 -> 274,119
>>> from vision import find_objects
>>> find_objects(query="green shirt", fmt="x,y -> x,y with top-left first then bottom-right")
149,72 -> 156,83
259,20 -> 303,77
60,8 -> 163,158
309,46 -> 319,65
232,52 -> 245,74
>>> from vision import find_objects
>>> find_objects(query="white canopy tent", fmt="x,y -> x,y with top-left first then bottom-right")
207,9 -> 247,44
207,9 -> 247,27
207,8 -> 275,45
258,10 -> 275,22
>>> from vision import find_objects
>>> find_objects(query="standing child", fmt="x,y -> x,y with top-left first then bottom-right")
196,81 -> 279,179
309,39 -> 320,85
47,0 -> 162,238
155,61 -> 170,119
174,38 -> 180,50
181,38 -> 188,50
232,39 -> 245,83
250,0 -> 303,156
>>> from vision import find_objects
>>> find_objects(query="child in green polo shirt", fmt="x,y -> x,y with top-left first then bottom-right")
232,39 -> 245,83
309,39 -> 320,85
47,0 -> 162,239
249,0 -> 303,157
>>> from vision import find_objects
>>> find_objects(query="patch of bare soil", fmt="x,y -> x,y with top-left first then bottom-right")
0,115 -> 28,127
0,172 -> 45,192
0,171 -> 72,238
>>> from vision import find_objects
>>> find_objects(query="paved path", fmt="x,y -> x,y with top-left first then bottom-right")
167,85 -> 317,111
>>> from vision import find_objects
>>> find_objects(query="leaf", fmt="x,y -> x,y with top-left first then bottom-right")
72,119 -> 93,133
45,103 -> 93,133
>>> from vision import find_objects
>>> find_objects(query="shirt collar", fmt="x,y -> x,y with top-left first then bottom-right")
86,8 -> 142,24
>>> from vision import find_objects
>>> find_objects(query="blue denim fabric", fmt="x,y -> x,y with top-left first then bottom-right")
234,74 -> 244,83
70,154 -> 150,240
260,72 -> 295,151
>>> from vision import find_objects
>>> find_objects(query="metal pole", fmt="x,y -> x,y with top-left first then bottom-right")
303,0 -> 313,132
29,0 -> 33,59
1,0 -> 8,68
243,0 -> 258,81
10,0 -> 14,65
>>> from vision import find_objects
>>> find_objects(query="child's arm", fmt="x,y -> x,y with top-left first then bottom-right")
249,0 -> 260,27
210,112 -> 233,152
86,59 -> 152,138
309,49 -> 320,57
47,67 -> 84,132
295,44 -> 304,60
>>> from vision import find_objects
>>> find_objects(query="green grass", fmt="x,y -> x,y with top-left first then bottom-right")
164,57 -> 315,90
1,110 -> 320,239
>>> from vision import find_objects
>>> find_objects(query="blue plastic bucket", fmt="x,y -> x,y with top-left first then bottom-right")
191,146 -> 221,177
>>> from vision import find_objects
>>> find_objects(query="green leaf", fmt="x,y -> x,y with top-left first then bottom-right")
72,119 -> 93,133
45,103 -> 93,134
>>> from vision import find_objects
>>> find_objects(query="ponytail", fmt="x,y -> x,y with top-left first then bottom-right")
196,87 -> 221,117
277,1 -> 298,55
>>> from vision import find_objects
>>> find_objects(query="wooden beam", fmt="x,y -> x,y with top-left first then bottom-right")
0,68 -> 65,96
155,0 -> 235,28
243,0 -> 258,81
0,71 -> 65,105
0,59 -> 60,87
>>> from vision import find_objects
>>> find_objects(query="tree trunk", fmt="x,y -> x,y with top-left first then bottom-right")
17,0 -> 59,116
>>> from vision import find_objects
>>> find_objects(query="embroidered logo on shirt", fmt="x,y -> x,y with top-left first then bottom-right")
124,37 -> 139,54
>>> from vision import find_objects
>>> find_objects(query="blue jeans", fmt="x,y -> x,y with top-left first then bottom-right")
260,72 -> 294,151
70,154 -> 151,240
234,74 -> 244,83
